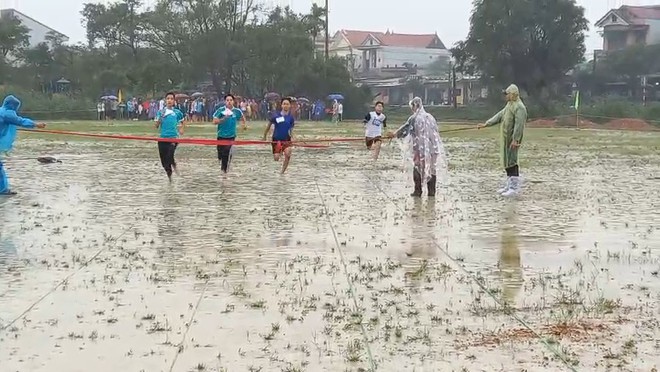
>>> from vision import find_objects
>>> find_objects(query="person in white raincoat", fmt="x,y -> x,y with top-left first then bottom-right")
478,84 -> 527,197
387,97 -> 443,197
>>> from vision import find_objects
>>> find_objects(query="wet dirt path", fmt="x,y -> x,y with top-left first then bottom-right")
1,128 -> 659,371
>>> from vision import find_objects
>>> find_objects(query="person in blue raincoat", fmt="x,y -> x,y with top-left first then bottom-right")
0,95 -> 46,195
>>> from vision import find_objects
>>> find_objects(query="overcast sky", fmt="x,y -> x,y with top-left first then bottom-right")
3,0 -> 658,54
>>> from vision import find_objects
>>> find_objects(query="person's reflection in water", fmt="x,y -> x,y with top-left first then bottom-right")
403,198 -> 438,288
0,200 -> 18,281
0,233 -> 16,326
498,204 -> 523,303
157,191 -> 185,260
0,233 -> 17,267
159,193 -> 184,237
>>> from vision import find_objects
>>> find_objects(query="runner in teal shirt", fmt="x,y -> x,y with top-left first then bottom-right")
155,92 -> 185,181
212,94 -> 246,173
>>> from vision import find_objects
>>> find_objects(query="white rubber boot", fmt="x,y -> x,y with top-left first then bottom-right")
501,176 -> 521,197
497,177 -> 511,194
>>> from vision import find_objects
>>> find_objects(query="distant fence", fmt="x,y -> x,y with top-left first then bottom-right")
21,108 -> 103,121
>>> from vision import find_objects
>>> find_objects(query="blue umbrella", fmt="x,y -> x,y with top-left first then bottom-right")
101,95 -> 118,100
327,94 -> 344,100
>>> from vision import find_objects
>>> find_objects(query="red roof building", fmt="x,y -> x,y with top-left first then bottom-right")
595,5 -> 660,52
329,29 -> 449,76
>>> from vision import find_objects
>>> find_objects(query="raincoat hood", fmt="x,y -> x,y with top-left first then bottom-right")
2,95 -> 21,112
504,84 -> 519,95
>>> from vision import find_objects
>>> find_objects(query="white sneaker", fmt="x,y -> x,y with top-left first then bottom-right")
501,176 -> 521,197
497,177 -> 511,194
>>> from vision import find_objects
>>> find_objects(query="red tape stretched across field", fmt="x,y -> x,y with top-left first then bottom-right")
20,126 -> 480,147
18,128 -> 374,148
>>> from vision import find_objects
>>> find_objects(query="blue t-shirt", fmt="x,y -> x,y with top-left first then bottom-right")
270,112 -> 295,141
156,108 -> 184,138
213,106 -> 243,138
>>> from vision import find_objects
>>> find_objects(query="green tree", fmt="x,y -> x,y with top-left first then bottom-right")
0,14 -> 30,58
244,7 -> 314,95
425,56 -> 451,77
452,0 -> 589,100
20,43 -> 55,90
4,0 -> 369,114
81,0 -> 145,58
302,3 -> 326,50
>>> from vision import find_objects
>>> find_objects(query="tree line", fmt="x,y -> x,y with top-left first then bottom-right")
0,0 -> 370,117
1,0 -> 658,119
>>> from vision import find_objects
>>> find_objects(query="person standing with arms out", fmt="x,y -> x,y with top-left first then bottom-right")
155,92 -> 185,182
0,95 -> 46,195
213,94 -> 246,174
263,97 -> 295,174
478,84 -> 527,197
364,101 -> 387,161
386,97 -> 443,197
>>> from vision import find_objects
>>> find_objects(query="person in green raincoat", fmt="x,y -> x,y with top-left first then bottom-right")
478,84 -> 527,196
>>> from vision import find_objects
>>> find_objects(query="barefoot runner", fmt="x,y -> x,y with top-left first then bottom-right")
213,94 -> 246,174
364,101 -> 387,161
155,91 -> 185,182
263,97 -> 295,174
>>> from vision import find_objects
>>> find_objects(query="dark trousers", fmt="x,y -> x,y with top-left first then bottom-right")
217,136 -> 235,173
158,141 -> 178,177
506,165 -> 520,177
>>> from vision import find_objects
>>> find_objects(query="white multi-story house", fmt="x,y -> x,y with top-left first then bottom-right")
328,29 -> 450,77
0,8 -> 68,48
595,5 -> 660,52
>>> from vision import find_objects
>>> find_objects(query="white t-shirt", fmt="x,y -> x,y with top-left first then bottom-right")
338,103 -> 343,114
364,111 -> 387,138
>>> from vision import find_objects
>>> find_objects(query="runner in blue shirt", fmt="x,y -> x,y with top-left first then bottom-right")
262,97 -> 295,174
155,91 -> 185,182
213,93 -> 246,173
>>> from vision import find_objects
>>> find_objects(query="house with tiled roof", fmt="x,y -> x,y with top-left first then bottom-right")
329,29 -> 450,77
595,5 -> 660,52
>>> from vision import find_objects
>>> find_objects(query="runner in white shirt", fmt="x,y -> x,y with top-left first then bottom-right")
363,101 -> 387,161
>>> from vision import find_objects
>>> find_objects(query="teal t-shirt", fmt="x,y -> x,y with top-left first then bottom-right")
156,108 -> 184,138
213,106 -> 243,138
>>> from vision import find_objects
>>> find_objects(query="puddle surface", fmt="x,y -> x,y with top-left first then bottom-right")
1,128 -> 659,371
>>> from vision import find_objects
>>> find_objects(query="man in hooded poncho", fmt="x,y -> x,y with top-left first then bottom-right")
387,97 -> 443,197
0,95 -> 46,195
479,84 -> 527,197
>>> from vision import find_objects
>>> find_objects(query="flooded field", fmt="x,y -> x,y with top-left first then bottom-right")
1,122 -> 659,371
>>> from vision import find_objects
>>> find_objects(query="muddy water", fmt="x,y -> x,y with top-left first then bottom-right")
1,129 -> 659,372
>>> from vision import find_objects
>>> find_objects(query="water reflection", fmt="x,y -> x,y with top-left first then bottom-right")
498,204 -> 523,303
0,199 -> 17,265
158,191 -> 184,240
0,232 -> 16,266
403,198 -> 438,288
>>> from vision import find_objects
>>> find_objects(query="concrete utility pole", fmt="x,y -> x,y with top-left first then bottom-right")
324,0 -> 329,61
452,63 -> 457,108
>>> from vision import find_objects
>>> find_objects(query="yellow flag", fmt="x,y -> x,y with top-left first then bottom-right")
118,89 -> 123,103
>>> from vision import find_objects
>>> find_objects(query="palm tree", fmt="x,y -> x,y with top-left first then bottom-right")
302,3 -> 326,57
